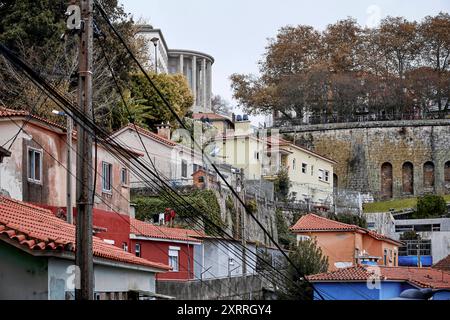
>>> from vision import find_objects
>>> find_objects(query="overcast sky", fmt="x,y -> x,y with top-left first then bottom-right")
120,0 -> 450,124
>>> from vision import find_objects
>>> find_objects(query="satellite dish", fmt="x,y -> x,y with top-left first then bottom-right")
209,146 -> 220,157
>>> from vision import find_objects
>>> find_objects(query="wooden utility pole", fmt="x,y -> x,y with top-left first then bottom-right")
75,0 -> 94,300
67,112 -> 73,224
238,170 -> 247,275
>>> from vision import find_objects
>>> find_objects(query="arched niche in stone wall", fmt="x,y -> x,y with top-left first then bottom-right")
381,162 -> 393,199
402,162 -> 414,195
423,161 -> 435,189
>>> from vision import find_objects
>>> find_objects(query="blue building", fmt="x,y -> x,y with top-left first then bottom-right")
308,266 -> 450,300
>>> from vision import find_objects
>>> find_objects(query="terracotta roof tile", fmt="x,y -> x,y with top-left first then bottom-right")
0,107 -> 65,131
127,124 -> 176,147
434,255 -> 450,272
0,196 -> 169,270
307,265 -> 450,289
291,214 -> 402,245
130,218 -> 202,243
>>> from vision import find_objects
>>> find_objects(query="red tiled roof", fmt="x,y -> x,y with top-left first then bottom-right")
291,214 -> 402,245
0,196 -> 169,270
434,255 -> 450,272
112,124 -> 177,147
130,218 -> 202,243
307,265 -> 450,289
0,107 -> 66,131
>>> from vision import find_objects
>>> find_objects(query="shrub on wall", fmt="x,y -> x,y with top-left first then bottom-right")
415,194 -> 447,219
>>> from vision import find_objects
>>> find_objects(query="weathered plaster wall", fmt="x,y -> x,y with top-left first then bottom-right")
0,241 -> 48,300
285,120 -> 450,200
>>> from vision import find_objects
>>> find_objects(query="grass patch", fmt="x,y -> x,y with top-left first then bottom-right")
363,195 -> 450,213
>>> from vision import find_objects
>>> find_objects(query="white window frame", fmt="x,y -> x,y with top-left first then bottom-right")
102,161 -> 113,193
27,147 -> 43,184
181,160 -> 188,178
120,167 -> 129,186
135,243 -> 141,257
169,247 -> 180,272
122,242 -> 128,252
302,163 -> 307,174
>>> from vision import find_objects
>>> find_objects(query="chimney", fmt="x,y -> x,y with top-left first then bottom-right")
156,122 -> 171,140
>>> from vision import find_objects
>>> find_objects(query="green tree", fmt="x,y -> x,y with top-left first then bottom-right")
274,168 -> 290,201
400,230 -> 421,241
117,73 -> 193,130
275,209 -> 295,248
415,194 -> 447,218
327,213 -> 367,228
278,238 -> 329,300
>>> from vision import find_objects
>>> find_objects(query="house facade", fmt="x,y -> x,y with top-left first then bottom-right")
110,124 -> 204,188
291,214 -> 403,271
129,218 -> 202,280
307,265 -> 450,300
0,196 -> 169,300
0,108 -> 134,216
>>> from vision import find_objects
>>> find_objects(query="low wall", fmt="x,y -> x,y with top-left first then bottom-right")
156,274 -> 264,300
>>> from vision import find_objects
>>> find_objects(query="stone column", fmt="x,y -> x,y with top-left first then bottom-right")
179,54 -> 184,74
207,61 -> 212,111
202,58 -> 207,111
192,56 -> 197,106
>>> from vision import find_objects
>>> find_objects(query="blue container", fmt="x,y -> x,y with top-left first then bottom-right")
398,256 -> 433,267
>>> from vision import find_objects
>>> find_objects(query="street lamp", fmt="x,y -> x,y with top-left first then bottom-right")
52,109 -> 73,225
150,37 -> 159,74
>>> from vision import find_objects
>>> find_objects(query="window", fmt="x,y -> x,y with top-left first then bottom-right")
135,243 -> 141,257
27,148 -> 42,183
318,169 -> 330,182
292,159 -> 296,170
302,163 -> 307,174
102,162 -> 112,192
311,165 -> 314,176
169,248 -> 179,272
254,151 -> 260,160
383,249 -> 388,266
394,251 -> 397,266
181,160 -> 187,178
120,168 -> 128,185
122,242 -> 128,252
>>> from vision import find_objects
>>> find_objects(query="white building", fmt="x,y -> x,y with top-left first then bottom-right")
110,123 -> 204,188
137,25 -> 214,113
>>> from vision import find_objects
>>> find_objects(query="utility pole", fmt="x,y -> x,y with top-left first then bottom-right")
238,170 -> 247,275
67,112 -> 73,224
75,0 -> 94,300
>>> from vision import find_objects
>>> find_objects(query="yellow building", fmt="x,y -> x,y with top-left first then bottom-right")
203,116 -> 337,206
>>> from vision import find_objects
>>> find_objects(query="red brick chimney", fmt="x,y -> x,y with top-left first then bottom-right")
156,122 -> 171,140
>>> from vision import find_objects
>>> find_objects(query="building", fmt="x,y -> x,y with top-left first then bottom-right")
394,217 -> 450,266
110,123 -> 204,188
137,25 -> 214,113
203,116 -> 337,205
434,255 -> 450,272
291,214 -> 403,271
0,195 -> 169,300
307,265 -> 450,300
266,137 -> 336,205
129,218 -> 202,280
0,107 -> 136,216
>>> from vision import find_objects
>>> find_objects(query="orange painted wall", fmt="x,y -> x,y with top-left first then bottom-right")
297,231 -> 399,271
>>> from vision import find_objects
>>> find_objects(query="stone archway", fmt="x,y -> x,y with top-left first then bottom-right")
402,162 -> 414,195
381,162 -> 393,199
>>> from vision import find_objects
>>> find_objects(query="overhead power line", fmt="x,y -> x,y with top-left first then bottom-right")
93,1 -> 325,300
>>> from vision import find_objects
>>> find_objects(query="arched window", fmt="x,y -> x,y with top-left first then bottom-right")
381,162 -> 393,199
423,161 -> 435,188
402,162 -> 414,195
333,174 -> 338,193
445,161 -> 450,183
